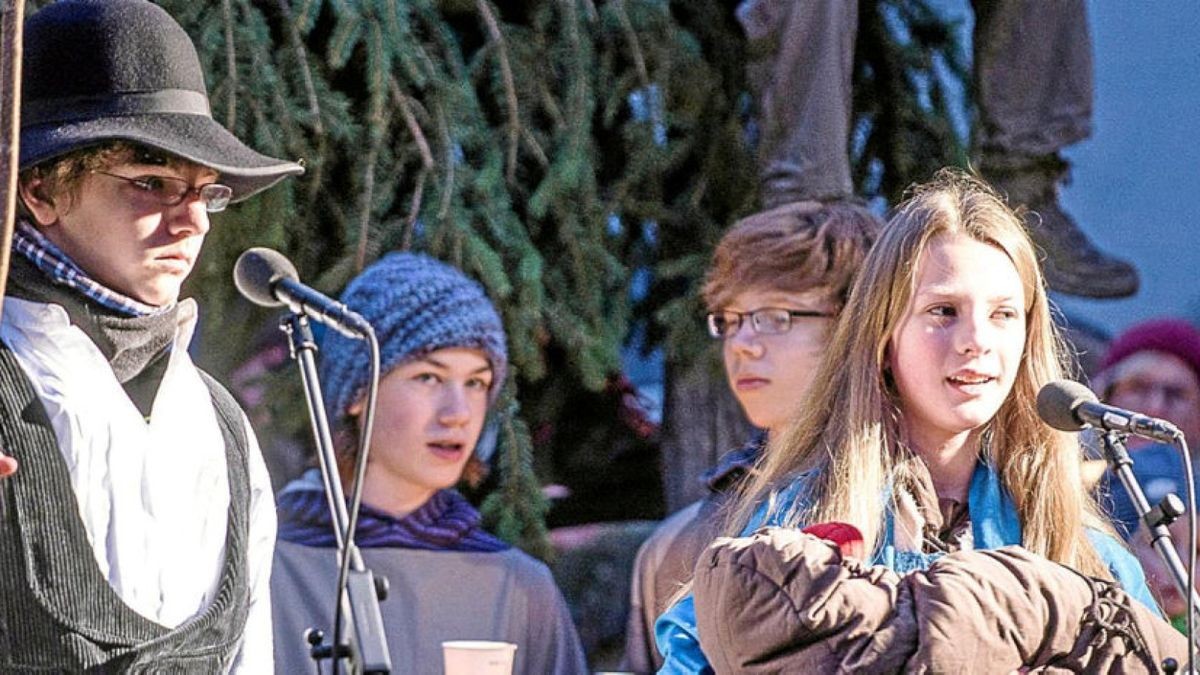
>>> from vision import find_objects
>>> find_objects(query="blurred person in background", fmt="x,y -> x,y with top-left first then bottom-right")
1094,318 -> 1200,454
1092,318 -> 1200,626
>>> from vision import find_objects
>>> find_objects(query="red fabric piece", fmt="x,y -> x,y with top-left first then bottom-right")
802,521 -> 865,559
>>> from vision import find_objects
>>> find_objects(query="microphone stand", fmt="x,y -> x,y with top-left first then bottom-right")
1099,430 -> 1198,671
280,314 -> 391,674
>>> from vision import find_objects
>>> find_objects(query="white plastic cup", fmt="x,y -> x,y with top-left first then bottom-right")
442,640 -> 518,675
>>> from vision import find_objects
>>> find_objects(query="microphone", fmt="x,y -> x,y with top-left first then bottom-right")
234,247 -> 372,339
1036,380 -> 1182,444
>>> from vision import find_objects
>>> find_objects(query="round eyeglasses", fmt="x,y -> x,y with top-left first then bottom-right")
706,307 -> 834,339
93,170 -> 234,213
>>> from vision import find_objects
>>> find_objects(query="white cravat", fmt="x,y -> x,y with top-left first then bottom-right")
1,297 -> 229,627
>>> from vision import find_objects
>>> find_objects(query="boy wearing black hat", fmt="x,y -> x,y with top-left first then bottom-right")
0,0 -> 301,671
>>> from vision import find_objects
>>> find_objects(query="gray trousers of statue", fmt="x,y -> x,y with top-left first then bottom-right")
740,0 -> 1093,206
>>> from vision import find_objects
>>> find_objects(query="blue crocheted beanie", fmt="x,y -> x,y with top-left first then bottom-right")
319,252 -> 508,427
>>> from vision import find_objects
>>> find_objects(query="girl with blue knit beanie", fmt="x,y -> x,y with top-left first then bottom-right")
270,252 -> 587,674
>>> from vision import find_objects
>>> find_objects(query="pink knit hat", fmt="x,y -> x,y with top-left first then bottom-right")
1100,318 -> 1200,384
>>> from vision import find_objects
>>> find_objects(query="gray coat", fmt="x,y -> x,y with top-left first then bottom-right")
272,540 -> 588,674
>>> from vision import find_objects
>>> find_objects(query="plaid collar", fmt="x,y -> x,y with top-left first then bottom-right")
12,219 -> 171,317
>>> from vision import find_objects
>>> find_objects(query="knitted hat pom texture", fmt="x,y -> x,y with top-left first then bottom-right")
319,252 -> 509,427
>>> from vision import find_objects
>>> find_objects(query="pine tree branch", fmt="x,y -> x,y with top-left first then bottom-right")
580,0 -> 599,23
292,0 -> 320,32
275,0 -> 326,203
689,176 -> 708,209
520,127 -> 549,170
389,77 -> 435,171
474,0 -> 521,184
354,137 -> 381,273
274,0 -> 322,138
221,0 -> 238,128
402,168 -> 428,251
436,107 -> 455,220
538,83 -> 567,133
612,0 -> 649,87
356,25 -> 390,273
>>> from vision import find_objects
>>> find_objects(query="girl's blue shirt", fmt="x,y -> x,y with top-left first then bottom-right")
653,459 -> 1159,675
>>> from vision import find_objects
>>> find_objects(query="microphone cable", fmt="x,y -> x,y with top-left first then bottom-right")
1178,433 -> 1197,673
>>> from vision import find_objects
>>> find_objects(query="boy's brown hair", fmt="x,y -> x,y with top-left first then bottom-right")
19,142 -> 180,216
702,200 -> 882,311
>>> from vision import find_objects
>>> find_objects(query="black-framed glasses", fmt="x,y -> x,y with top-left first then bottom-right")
706,307 -> 834,339
93,171 -> 233,213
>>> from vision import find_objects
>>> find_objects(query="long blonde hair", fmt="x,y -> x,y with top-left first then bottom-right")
729,169 -> 1115,578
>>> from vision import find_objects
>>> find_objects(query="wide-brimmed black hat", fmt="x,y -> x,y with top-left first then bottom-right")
20,0 -> 303,201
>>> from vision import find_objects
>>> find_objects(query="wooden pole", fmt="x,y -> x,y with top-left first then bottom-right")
0,1 -> 21,478
0,0 -> 23,313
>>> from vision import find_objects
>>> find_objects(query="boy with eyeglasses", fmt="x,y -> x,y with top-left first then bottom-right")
622,200 -> 880,672
0,0 -> 301,671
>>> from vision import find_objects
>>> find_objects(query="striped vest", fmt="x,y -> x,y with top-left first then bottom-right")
0,344 -> 251,673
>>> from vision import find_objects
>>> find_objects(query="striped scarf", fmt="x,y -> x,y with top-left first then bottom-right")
276,469 -> 509,553
12,219 -> 169,317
